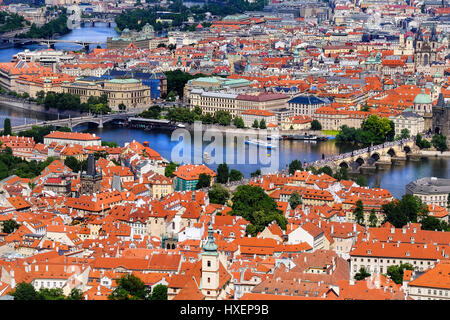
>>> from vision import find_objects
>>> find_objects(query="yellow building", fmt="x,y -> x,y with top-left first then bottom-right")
62,78 -> 151,111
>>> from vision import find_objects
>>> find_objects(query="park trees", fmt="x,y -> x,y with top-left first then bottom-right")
216,163 -> 229,184
382,194 -> 428,228
208,183 -> 230,205
432,134 -> 448,152
229,185 -> 287,237
229,169 -> 243,182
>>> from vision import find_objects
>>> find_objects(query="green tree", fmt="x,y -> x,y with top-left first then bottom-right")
3,118 -> 12,136
108,274 -> 149,300
67,288 -> 84,300
415,134 -> 431,149
11,282 -> 38,300
387,264 -> 414,284
420,215 -> 450,232
216,163 -> 229,184
317,166 -> 333,176
354,267 -> 370,281
196,173 -> 211,189
64,156 -> 81,173
382,194 -> 428,228
288,159 -> 303,175
252,119 -> 259,129
250,169 -> 261,177
259,119 -> 267,129
208,183 -> 230,205
360,104 -> 371,112
229,169 -> 243,182
2,219 -> 19,234
164,161 -> 179,178
102,141 -> 119,148
354,200 -> 365,226
229,185 -> 287,236
214,110 -> 232,126
369,209 -> 378,227
288,191 -> 302,210
356,175 -> 367,187
37,288 -> 66,300
310,120 -> 322,131
400,128 -> 410,140
233,117 -> 245,128
149,284 -> 167,300
333,167 -> 349,181
432,134 -> 448,152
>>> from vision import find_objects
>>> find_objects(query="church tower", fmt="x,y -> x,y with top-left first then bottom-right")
79,154 -> 102,195
201,225 -> 220,300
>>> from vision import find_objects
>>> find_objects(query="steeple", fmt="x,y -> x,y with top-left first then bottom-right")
202,224 -> 218,254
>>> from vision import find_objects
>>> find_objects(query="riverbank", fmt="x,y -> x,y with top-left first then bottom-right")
0,96 -> 86,119
420,150 -> 450,157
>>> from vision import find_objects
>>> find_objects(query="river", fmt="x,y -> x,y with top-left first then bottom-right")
0,24 -> 448,199
0,23 -> 119,126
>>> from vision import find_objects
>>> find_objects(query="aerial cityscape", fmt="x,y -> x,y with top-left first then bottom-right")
0,0 -> 448,302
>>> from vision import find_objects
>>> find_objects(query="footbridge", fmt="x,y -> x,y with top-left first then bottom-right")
305,137 -> 427,173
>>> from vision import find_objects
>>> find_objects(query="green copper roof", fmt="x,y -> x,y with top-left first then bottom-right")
108,78 -> 140,84
202,225 -> 218,254
414,89 -> 432,104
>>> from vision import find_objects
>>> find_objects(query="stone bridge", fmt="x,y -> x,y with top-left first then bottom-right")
306,138 -> 424,173
12,112 -> 138,132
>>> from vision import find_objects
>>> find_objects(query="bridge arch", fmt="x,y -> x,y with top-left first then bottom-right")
370,152 -> 380,162
71,120 -> 101,129
404,146 -> 411,154
387,148 -> 396,157
339,161 -> 349,169
355,157 -> 365,167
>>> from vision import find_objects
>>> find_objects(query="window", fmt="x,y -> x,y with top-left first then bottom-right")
207,260 -> 211,267
207,277 -> 210,283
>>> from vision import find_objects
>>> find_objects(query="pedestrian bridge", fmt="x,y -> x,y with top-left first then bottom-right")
306,138 -> 424,172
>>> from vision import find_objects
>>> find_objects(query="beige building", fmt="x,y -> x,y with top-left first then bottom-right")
189,89 -> 288,118
62,78 -> 151,111
406,177 -> 450,207
389,110 -> 425,137
349,241 -> 445,279
406,263 -> 450,300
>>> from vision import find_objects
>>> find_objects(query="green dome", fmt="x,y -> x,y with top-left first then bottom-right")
433,71 -> 441,78
414,89 -> 432,104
